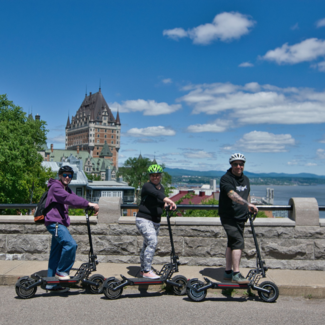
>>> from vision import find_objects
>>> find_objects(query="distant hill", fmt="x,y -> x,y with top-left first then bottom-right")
164,167 -> 325,179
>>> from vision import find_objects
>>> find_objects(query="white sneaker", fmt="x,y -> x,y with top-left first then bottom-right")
143,270 -> 160,279
55,271 -> 70,280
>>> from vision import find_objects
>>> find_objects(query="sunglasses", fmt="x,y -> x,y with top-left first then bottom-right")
62,173 -> 73,178
232,163 -> 244,167
150,174 -> 161,178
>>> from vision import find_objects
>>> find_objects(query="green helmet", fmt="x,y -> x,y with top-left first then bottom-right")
148,164 -> 163,174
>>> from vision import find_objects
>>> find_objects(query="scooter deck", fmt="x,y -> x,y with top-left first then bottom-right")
123,277 -> 164,285
42,276 -> 80,284
208,281 -> 249,289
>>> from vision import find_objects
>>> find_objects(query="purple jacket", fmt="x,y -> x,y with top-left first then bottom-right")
45,178 -> 89,227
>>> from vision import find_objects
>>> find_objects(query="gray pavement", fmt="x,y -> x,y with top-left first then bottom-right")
1,285 -> 325,325
1,260 -> 325,298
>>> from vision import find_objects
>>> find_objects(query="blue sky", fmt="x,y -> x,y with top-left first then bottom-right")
2,0 -> 325,174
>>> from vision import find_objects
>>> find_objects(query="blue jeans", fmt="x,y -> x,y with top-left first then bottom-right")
46,223 -> 78,277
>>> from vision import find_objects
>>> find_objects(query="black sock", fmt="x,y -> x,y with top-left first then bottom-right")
225,270 -> 232,274
233,271 -> 239,275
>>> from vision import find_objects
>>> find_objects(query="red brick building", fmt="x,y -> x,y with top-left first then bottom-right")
65,88 -> 121,168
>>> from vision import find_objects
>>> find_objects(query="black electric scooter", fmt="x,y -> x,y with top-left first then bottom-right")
102,207 -> 188,299
186,212 -> 279,303
15,207 -> 105,299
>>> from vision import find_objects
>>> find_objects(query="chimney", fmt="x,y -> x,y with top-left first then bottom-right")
77,146 -> 79,154
106,167 -> 112,181
51,144 -> 53,153
35,114 -> 40,120
118,176 -> 123,183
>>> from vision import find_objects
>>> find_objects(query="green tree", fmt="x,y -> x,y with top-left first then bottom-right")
0,94 -> 54,207
117,156 -> 173,203
86,173 -> 101,181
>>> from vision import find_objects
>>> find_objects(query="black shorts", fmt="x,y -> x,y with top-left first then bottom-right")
221,218 -> 245,250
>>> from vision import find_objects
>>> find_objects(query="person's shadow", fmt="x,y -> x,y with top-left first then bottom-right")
199,267 -> 226,281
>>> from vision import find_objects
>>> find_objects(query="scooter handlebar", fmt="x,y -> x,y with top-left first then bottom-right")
85,206 -> 95,216
248,211 -> 257,222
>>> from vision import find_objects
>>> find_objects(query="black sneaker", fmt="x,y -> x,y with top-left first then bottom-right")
232,272 -> 249,284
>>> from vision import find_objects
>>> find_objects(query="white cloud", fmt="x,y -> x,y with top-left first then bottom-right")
162,28 -> 188,40
288,160 -> 299,165
316,149 -> 325,159
126,126 -> 176,137
110,100 -> 181,116
187,119 -> 231,133
239,62 -> 254,67
179,81 -> 325,125
291,23 -> 299,30
261,38 -> 325,64
223,131 -> 295,153
311,61 -> 325,72
183,150 -> 214,158
162,78 -> 172,84
316,18 -> 325,28
163,12 -> 255,45
305,163 -> 317,166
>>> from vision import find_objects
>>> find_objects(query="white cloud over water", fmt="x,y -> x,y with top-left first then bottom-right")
222,131 -> 295,153
180,81 -> 325,129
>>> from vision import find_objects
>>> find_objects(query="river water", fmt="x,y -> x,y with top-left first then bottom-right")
250,185 -> 325,218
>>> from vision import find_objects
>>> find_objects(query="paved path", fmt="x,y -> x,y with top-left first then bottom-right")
2,285 -> 325,325
1,260 -> 325,298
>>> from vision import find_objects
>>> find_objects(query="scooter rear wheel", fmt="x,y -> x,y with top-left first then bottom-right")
258,281 -> 279,302
103,280 -> 123,300
186,280 -> 207,302
87,274 -> 105,294
15,278 -> 37,299
171,275 -> 188,295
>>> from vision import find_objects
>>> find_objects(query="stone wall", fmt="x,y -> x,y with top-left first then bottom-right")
0,197 -> 324,270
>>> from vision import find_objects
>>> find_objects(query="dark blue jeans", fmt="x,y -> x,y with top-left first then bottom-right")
46,223 -> 78,277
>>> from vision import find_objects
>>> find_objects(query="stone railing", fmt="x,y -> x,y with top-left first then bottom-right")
0,197 -> 324,270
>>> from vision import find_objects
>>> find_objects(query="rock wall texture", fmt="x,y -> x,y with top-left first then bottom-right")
0,221 -> 324,270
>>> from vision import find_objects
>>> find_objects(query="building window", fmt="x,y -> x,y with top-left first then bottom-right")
105,135 -> 107,138
76,188 -> 82,197
112,130 -> 114,133
111,141 -> 113,144
97,140 -> 99,143
97,146 -> 99,149
133,212 -> 137,217
98,134 -> 99,137
98,128 -> 100,132
105,129 -> 107,132
117,136 -> 119,139
97,152 -> 99,155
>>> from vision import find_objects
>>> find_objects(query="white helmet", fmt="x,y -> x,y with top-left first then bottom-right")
229,153 -> 246,164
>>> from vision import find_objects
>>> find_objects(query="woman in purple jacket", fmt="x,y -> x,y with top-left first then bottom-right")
45,165 -> 99,292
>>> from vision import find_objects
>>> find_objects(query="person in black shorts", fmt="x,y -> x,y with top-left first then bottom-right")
218,153 -> 258,284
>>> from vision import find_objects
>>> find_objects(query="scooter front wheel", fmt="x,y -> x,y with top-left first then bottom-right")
87,274 -> 105,294
186,280 -> 207,302
171,275 -> 188,296
103,280 -> 123,300
15,277 -> 37,299
258,281 -> 279,303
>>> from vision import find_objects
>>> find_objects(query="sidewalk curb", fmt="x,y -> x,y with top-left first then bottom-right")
3,275 -> 325,298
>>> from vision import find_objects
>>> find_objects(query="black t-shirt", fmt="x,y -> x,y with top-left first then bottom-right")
218,168 -> 250,221
137,182 -> 166,223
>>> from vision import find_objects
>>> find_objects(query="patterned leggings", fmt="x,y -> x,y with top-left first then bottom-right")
136,218 -> 160,272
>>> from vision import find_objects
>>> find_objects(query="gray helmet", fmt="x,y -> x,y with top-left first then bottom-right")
229,153 -> 246,164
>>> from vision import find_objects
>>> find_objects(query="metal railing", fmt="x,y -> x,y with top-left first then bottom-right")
1,203 -> 325,212
121,204 -> 294,211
